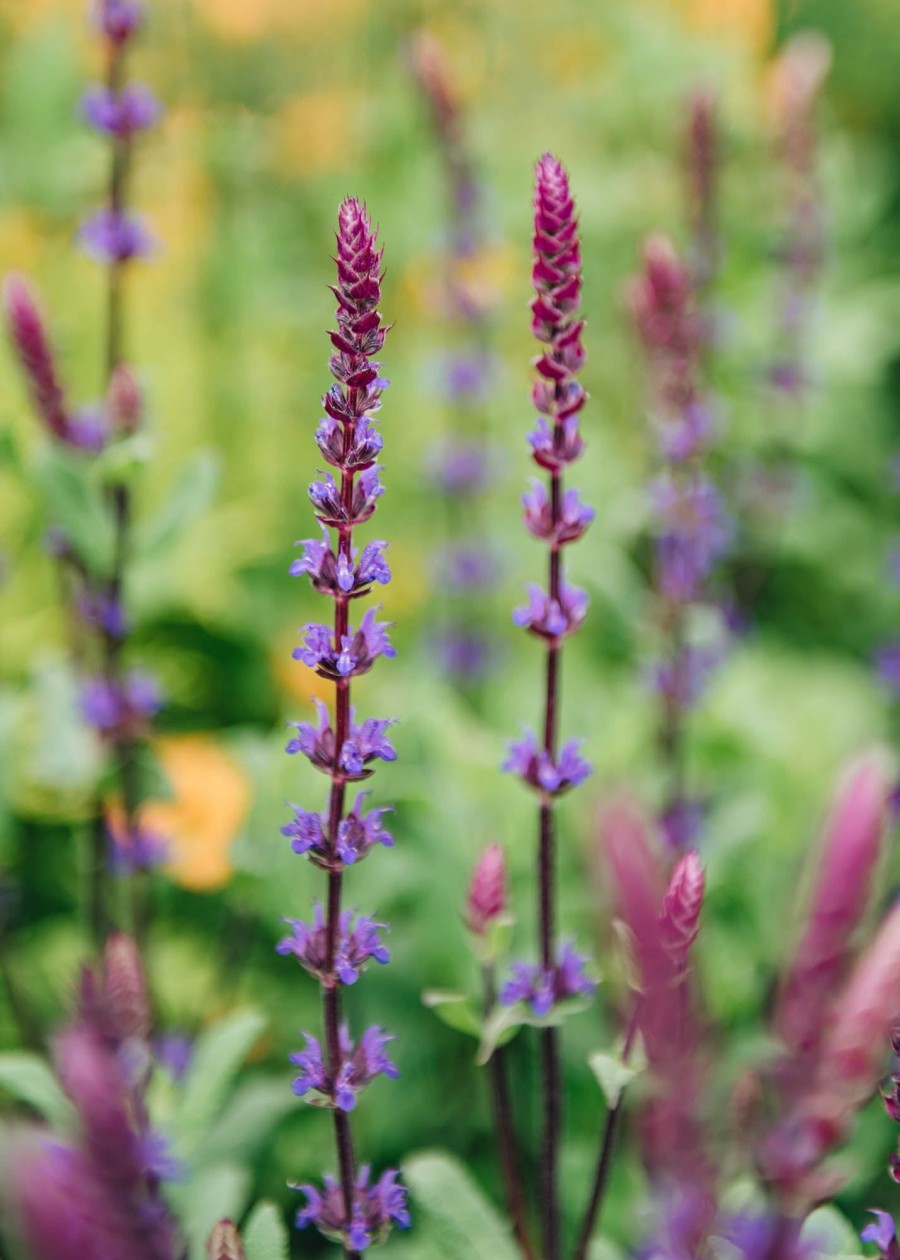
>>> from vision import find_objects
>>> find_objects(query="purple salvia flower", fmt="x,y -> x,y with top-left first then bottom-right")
513,581 -> 588,640
295,1165 -> 410,1252
862,1212 -> 900,1260
108,823 -> 168,875
503,729 -> 592,796
276,905 -> 390,986
82,83 -> 161,137
432,626 -> 492,679
425,437 -> 491,495
280,200 -> 406,1246
80,669 -> 161,737
523,479 -> 594,545
78,209 -> 156,264
501,942 -> 595,1017
876,642 -> 900,696
92,0 -> 145,44
660,795 -> 704,850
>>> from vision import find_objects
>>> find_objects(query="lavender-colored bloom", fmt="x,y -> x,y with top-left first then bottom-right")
648,646 -> 720,712
92,0 -> 145,44
528,413 -> 584,471
432,626 -> 492,679
285,699 -> 396,778
333,1026 -> 398,1111
153,1033 -> 193,1082
523,479 -> 594,545
295,1165 -> 410,1252
309,466 -> 385,528
82,83 -> 160,136
294,607 -> 396,679
78,210 -> 155,264
513,580 -> 588,640
437,544 -> 497,590
336,793 -> 394,864
651,473 -> 731,604
108,823 -> 168,875
80,669 -> 161,735
292,532 -> 391,596
660,796 -> 704,850
426,437 -> 491,495
289,1033 -> 329,1100
876,642 -> 900,696
504,729 -> 592,796
501,942 -> 595,1016
862,1211 -> 900,1257
67,406 -> 110,452
76,588 -> 129,638
276,905 -> 390,985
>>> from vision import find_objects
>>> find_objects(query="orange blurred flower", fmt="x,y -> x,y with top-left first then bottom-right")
194,0 -> 369,44
273,90 -> 363,179
107,735 -> 250,893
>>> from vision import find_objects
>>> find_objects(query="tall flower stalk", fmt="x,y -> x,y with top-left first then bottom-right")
503,153 -> 593,1260
278,199 -> 409,1256
4,0 -> 161,952
410,33 -> 498,685
629,237 -> 730,849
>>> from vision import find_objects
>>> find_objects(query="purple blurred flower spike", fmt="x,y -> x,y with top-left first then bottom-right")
659,850 -> 705,971
79,210 -> 156,264
4,274 -> 76,447
93,0 -> 145,44
82,83 -> 161,137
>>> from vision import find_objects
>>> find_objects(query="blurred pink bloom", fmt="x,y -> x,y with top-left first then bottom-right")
466,843 -> 507,936
775,750 -> 892,1069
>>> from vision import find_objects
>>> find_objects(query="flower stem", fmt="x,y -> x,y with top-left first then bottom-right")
483,966 -> 537,1260
572,1004 -> 640,1260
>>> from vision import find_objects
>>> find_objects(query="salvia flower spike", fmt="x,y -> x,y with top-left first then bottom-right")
502,152 -> 592,1260
629,235 -> 730,849
4,0 -> 163,953
281,199 -> 407,1256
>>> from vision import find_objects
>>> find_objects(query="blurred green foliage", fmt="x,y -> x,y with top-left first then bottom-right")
2,0 -> 900,1254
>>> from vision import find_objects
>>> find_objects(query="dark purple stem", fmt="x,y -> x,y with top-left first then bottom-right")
483,966 -> 537,1260
321,415 -> 361,1260
573,1003 -> 641,1260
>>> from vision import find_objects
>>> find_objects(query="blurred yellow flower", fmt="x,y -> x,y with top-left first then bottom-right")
274,90 -> 363,178
108,736 -> 250,893
5,0 -> 82,34
194,0 -> 369,44
0,210 -> 46,276
400,244 -> 518,319
666,0 -> 773,55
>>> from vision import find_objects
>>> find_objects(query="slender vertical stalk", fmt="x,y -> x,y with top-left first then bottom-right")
573,1004 -> 640,1260
504,156 -> 593,1260
482,963 -> 537,1260
281,201 -> 409,1254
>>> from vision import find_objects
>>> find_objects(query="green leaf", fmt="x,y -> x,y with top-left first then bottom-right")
137,450 -> 219,557
193,1078 -> 296,1168
422,990 -> 482,1039
243,1202 -> 289,1260
801,1206 -> 864,1260
588,1049 -> 641,1109
402,1150 -> 519,1260
33,446 -> 115,574
173,1008 -> 266,1158
0,1052 -> 75,1130
476,993 -> 594,1065
94,433 -> 155,487
169,1163 -> 250,1260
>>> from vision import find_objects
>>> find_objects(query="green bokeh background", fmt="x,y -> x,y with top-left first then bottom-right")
2,0 -> 900,1253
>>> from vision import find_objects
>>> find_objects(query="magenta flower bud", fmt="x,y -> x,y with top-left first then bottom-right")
659,849 -> 705,972
465,843 -> 507,935
107,363 -> 144,434
207,1221 -> 246,1260
775,749 -> 892,1063
4,274 -> 72,445
104,932 -> 151,1042
809,901 -> 900,1122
